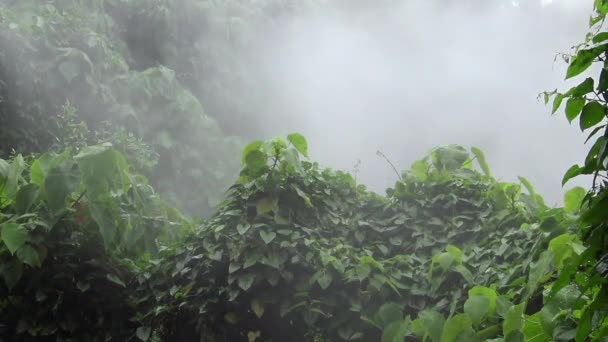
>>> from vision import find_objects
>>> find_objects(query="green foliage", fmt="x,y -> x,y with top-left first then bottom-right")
540,2 -> 608,340
124,133 -> 576,341
0,145 -> 191,340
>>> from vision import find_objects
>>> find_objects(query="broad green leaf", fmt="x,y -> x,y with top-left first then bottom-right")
469,286 -> 498,313
415,309 -> 445,342
136,326 -> 151,341
15,184 -> 39,215
241,140 -> 264,164
287,133 -> 308,157
259,230 -> 276,244
523,313 -> 549,342
592,32 -> 608,43
1,223 -> 27,255
566,47 -> 603,79
548,234 -> 578,270
527,251 -> 554,297
251,299 -> 265,318
563,187 -> 586,213
464,295 -> 490,326
471,147 -> 491,177
237,223 -> 251,235
377,302 -> 403,327
16,244 -> 41,268
89,200 -> 117,249
579,101 -> 606,130
317,271 -> 333,289
569,77 -> 594,96
442,314 -> 472,342
256,196 -> 278,215
565,98 -> 585,122
4,155 -> 25,200
503,303 -> 525,337
382,319 -> 410,342
411,159 -> 429,181
562,164 -> 583,186
238,273 -> 255,291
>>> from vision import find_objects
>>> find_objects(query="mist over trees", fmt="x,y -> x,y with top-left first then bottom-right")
0,0 -> 607,341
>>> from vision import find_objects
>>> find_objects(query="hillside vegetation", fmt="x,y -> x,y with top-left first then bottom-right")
0,0 -> 607,341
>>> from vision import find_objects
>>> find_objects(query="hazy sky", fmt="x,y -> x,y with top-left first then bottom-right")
248,0 -> 594,205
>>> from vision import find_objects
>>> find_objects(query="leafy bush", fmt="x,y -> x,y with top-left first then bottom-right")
0,144 -> 191,340
130,134 -> 579,341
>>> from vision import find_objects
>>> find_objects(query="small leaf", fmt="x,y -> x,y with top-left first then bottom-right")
106,273 -> 126,288
58,60 -> 79,84
552,94 -> 564,114
225,312 -> 239,324
256,196 -> 278,215
1,223 -> 27,255
239,273 -> 255,290
136,326 -> 151,341
287,133 -> 308,157
241,140 -> 264,164
580,101 -> 606,130
562,164 -> 583,186
251,299 -> 265,318
259,231 -> 276,244
565,98 -> 585,122
237,223 -> 251,235
317,271 -> 333,289
471,147 -> 491,177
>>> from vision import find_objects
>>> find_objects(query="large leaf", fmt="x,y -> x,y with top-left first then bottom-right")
136,326 -> 151,341
287,133 -> 309,157
579,101 -> 606,130
464,295 -> 490,326
377,302 -> 404,328
523,313 -> 550,342
563,187 -> 586,213
503,303 -> 525,337
15,183 -> 39,215
1,223 -> 27,255
565,98 -> 585,122
566,47 -> 603,79
16,244 -> 41,268
382,319 -> 410,342
471,147 -> 491,177
442,314 -> 472,342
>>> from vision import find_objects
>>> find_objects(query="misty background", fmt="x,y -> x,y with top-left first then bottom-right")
238,0 -> 593,205
0,0 -> 596,211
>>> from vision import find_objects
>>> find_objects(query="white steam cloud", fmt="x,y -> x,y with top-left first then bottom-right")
244,0 -> 593,205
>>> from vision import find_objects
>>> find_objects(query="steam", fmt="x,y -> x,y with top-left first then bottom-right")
243,0 -> 593,204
